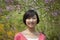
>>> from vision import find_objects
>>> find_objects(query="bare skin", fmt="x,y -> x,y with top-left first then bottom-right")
22,28 -> 39,38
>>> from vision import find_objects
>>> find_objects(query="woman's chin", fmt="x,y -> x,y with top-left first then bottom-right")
28,26 -> 35,28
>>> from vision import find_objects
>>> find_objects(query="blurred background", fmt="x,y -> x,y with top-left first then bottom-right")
0,0 -> 60,40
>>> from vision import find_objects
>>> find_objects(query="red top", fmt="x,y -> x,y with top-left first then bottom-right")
14,32 -> 46,40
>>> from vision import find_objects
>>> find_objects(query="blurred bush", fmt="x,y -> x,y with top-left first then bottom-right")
0,0 -> 60,40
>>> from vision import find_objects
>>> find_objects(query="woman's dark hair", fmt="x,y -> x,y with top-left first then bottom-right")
23,10 -> 39,25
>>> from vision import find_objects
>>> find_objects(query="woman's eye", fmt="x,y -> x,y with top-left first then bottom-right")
33,18 -> 36,19
27,18 -> 31,19
28,18 -> 30,19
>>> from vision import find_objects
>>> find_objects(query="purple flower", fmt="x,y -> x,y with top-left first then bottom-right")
6,5 -> 15,11
44,7 -> 50,11
16,5 -> 21,10
0,8 -> 3,13
23,0 -> 28,3
45,0 -> 49,3
52,11 -> 58,16
5,0 -> 14,4
45,0 -> 54,3
5,0 -> 10,3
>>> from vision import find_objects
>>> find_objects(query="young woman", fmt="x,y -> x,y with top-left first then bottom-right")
14,10 -> 46,40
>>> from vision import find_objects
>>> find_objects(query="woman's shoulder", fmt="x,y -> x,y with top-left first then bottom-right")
14,32 -> 21,39
14,32 -> 23,40
39,32 -> 46,40
14,32 -> 27,40
15,32 -> 22,37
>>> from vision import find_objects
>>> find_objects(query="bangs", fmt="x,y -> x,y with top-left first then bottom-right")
25,12 -> 36,19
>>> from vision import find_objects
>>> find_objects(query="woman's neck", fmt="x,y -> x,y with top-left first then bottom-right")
27,28 -> 36,33
22,28 -> 39,38
25,28 -> 39,38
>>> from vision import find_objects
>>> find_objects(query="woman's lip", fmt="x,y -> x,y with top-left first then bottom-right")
29,22 -> 34,24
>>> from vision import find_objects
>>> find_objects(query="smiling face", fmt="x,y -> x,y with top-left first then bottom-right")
26,15 -> 37,28
23,10 -> 39,29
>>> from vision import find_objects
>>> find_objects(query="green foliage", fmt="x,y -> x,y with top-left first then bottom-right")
0,0 -> 60,40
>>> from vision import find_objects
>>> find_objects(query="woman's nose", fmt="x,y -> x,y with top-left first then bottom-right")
30,19 -> 33,22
